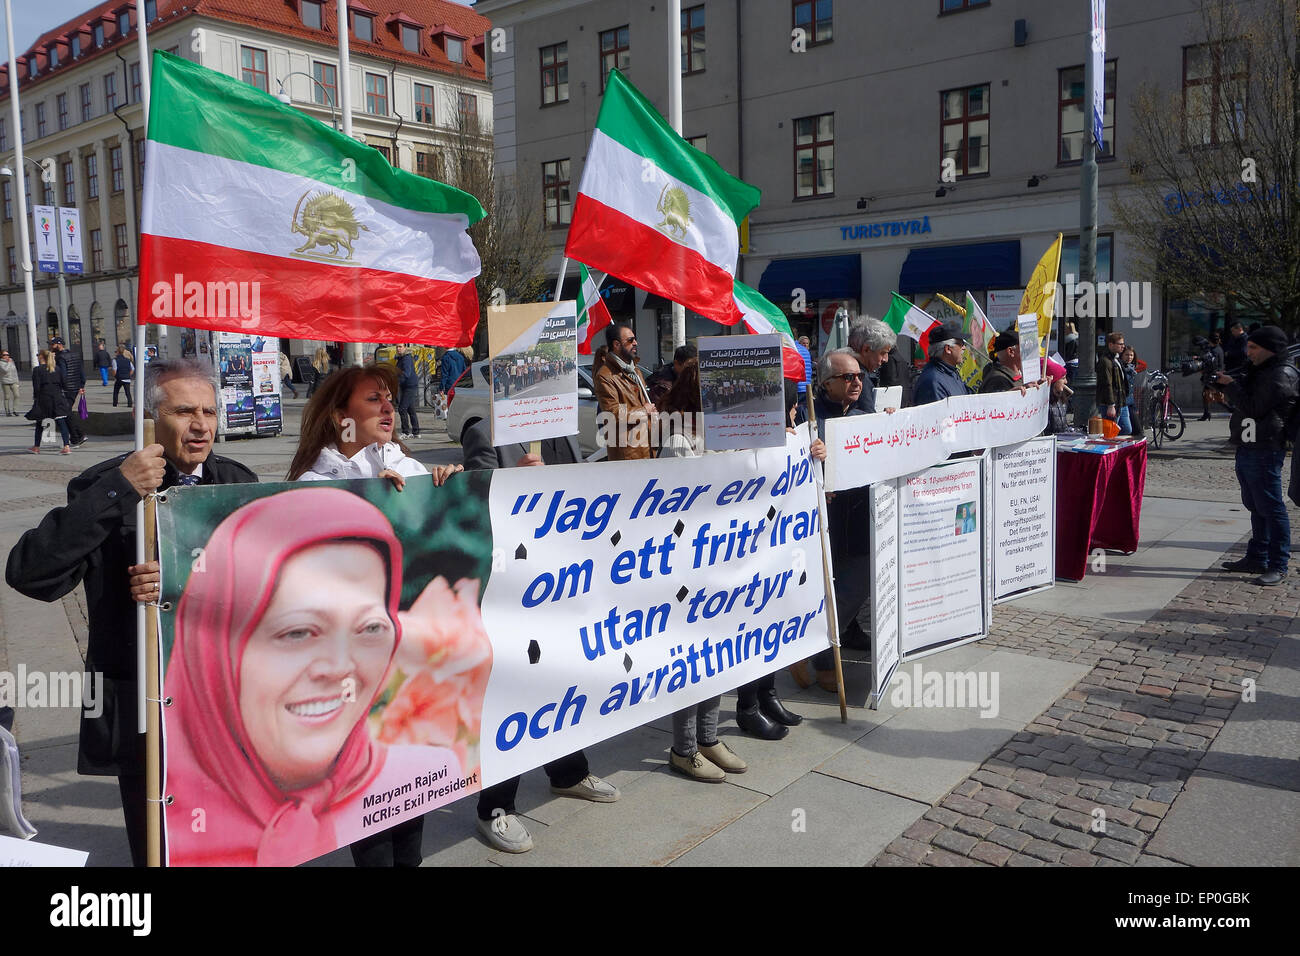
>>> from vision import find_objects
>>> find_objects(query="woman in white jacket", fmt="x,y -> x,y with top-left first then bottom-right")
287,364 -> 461,489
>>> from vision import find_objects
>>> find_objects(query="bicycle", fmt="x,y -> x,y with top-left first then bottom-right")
1145,368 -> 1186,448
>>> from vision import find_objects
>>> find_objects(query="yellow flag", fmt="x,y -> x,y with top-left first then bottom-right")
1020,234 -> 1063,346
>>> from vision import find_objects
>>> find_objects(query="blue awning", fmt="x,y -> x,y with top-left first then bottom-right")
898,240 -> 1020,295
758,254 -> 862,302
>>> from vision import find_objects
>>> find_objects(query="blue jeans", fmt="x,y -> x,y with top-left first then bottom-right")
1235,445 -> 1291,573
1113,404 -> 1133,435
99,366 -> 109,385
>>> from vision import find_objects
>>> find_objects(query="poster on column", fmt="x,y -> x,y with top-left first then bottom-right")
488,300 -> 578,446
869,479 -> 901,709
58,207 -> 84,274
32,205 -> 58,274
991,437 -> 1057,601
154,432 -> 830,866
216,331 -> 254,433
898,456 -> 987,658
250,337 -> 283,435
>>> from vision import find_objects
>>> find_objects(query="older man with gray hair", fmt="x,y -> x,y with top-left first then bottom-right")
848,316 -> 900,412
6,357 -> 257,866
913,326 -> 970,406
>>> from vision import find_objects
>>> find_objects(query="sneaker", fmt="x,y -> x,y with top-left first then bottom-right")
669,749 -> 726,783
61,445 -> 71,455
476,813 -> 533,853
1255,570 -> 1287,587
698,741 -> 747,774
399,432 -> 411,441
550,774 -> 621,803
72,437 -> 88,447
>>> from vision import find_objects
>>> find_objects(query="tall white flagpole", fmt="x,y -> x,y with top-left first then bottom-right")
338,1 -> 363,367
667,0 -> 685,352
4,0 -> 40,368
133,0 -> 152,733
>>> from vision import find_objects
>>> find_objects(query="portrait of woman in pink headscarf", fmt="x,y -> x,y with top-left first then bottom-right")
163,486 -> 491,867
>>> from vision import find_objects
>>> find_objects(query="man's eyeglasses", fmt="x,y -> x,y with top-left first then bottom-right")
830,372 -> 864,383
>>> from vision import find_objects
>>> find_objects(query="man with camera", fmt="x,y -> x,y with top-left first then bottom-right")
1216,325 -> 1298,586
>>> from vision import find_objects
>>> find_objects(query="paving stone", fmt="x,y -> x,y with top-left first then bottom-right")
875,853 -> 917,867
954,816 -> 997,839
941,794 -> 988,817
1019,800 -> 1057,821
1053,829 -> 1098,851
981,806 -> 1023,828
1095,838 -> 1142,864
932,829 -> 979,856
1018,818 -> 1062,842
924,806 -> 962,827
1060,848 -> 1099,866
888,837 -> 932,863
951,779 -> 981,798
926,847 -> 983,867
1006,853 -> 1048,866
1022,839 -> 1065,863
973,788 -> 1023,811
903,819 -> 944,842
1052,808 -> 1092,830
969,841 -> 1013,866
986,826 -> 1032,852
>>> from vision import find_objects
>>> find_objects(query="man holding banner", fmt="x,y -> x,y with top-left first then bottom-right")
5,360 -> 257,865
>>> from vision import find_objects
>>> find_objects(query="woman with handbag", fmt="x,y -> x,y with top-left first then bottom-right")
28,349 -> 72,454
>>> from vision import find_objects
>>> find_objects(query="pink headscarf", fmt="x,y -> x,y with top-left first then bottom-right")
164,487 -> 404,867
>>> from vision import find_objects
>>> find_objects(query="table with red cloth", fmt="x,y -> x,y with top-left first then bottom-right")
1055,437 -> 1148,581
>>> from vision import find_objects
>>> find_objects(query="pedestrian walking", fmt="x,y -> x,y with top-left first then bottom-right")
278,351 -> 298,398
94,340 -> 111,386
0,349 -> 18,415
52,338 -> 87,447
393,343 -> 420,440
113,345 -> 134,407
28,349 -> 72,454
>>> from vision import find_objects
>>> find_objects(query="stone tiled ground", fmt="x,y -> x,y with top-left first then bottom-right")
871,522 -> 1295,867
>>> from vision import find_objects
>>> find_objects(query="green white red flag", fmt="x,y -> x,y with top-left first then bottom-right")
882,292 -> 940,353
576,264 -> 613,355
138,52 -> 485,345
565,69 -> 760,326
732,280 -> 806,381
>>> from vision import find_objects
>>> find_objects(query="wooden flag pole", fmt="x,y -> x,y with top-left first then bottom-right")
801,396 -> 847,722
142,419 -> 163,867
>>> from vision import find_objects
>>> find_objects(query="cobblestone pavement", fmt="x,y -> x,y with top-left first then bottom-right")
872,501 -> 1298,867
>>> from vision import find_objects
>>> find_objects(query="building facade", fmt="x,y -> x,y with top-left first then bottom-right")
0,0 -> 491,369
479,0 -> 1250,391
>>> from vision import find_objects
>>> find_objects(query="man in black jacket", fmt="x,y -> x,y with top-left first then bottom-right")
5,358 -> 257,864
980,331 -> 1024,394
1215,325 -> 1299,586
394,343 -> 420,440
52,337 -> 87,446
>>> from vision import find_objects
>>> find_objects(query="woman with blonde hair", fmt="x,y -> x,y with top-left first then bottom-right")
28,349 -> 72,454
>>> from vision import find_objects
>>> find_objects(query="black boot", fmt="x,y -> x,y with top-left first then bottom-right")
758,690 -> 804,727
736,704 -> 788,740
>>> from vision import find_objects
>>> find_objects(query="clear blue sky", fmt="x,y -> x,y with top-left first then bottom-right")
2,1 -> 475,56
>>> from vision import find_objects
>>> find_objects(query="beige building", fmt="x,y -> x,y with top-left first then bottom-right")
0,0 -> 491,369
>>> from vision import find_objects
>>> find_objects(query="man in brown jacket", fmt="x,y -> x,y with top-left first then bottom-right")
1096,330 -> 1130,433
594,323 -> 655,460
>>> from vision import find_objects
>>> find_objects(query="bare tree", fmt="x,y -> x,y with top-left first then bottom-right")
1114,0 -> 1300,330
439,105 -> 552,358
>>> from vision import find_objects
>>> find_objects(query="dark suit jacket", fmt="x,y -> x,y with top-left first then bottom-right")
461,419 -> 580,470
5,452 -> 257,776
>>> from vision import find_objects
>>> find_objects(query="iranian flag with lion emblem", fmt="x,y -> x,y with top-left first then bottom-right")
565,69 -> 760,326
138,52 -> 485,345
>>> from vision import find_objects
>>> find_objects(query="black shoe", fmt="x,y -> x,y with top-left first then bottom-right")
1223,558 -> 1266,573
736,704 -> 788,740
758,692 -> 804,727
72,437 -> 88,447
1255,570 -> 1287,586
1198,414 -> 1211,421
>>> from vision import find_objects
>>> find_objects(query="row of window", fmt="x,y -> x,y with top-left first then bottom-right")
5,224 -> 128,282
539,41 -> 1241,218
240,46 -> 476,121
1,142 -> 145,225
297,0 -> 467,63
537,0 -> 988,105
21,1 -> 157,82
1,57 -> 160,150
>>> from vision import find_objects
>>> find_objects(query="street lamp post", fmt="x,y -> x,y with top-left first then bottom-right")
1,157 -> 71,345
4,0 -> 38,367
275,71 -> 340,129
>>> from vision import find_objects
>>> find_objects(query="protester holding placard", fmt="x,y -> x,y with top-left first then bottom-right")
913,327 -> 970,406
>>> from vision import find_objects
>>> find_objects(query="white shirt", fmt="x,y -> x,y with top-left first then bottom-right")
298,442 -> 429,481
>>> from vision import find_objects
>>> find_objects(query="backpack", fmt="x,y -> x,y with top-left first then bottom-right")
1283,363 -> 1300,442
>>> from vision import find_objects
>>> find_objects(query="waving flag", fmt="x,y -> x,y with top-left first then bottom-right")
139,52 -> 485,345
732,281 -> 805,381
882,292 -> 940,353
576,264 -> 613,355
565,69 -> 760,325
1020,233 -> 1063,349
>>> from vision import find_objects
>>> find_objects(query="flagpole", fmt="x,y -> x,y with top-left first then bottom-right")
667,0 -> 686,352
554,256 -> 569,301
4,0 -> 39,369
802,401 -> 847,723
338,0 -> 362,367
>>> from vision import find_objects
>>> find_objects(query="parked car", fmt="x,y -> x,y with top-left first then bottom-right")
445,357 -> 652,459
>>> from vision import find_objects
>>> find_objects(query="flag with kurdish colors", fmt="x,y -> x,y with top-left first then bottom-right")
1020,233 -> 1063,349
576,264 -> 613,355
882,292 -> 940,353
565,69 -> 760,326
732,280 -> 805,381
139,52 -> 485,345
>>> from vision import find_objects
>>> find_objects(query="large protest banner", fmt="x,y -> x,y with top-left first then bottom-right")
990,437 -> 1057,601
868,480 -> 901,708
155,435 -> 829,866
824,386 -> 1048,492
